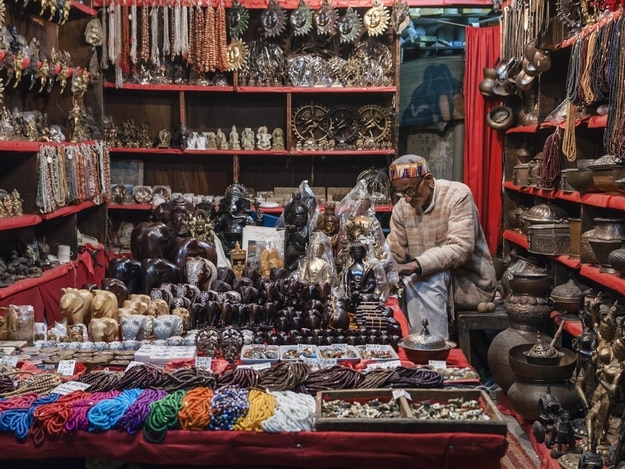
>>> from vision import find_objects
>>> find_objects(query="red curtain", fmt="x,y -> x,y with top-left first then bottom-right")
463,25 -> 504,255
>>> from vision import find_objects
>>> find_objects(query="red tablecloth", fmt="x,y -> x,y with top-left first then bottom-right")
0,296 -> 502,467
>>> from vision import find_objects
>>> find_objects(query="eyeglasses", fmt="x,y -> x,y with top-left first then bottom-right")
396,177 -> 425,198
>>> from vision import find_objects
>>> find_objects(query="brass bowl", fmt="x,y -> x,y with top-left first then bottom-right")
509,271 -> 552,296
523,350 -> 564,366
588,237 -> 623,273
565,169 -> 600,193
398,340 -> 456,364
509,344 -> 577,381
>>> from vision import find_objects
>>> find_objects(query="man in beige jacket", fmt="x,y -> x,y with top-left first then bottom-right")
386,154 -> 497,339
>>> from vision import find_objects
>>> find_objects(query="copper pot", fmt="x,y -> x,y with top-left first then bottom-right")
509,271 -> 552,296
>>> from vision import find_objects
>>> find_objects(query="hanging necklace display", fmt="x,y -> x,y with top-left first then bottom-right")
162,3 -> 170,58
557,0 -> 584,32
337,7 -> 361,44
141,4 -> 150,64
391,0 -> 410,35
290,0 -> 313,36
149,6 -> 160,68
216,1 -> 228,72
313,0 -> 338,36
363,0 -> 389,37
227,0 -> 249,38
226,38 -> 248,71
261,0 -> 287,38
130,1 -> 138,66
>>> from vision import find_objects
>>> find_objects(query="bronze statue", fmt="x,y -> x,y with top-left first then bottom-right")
284,193 -> 309,272
343,242 -> 377,304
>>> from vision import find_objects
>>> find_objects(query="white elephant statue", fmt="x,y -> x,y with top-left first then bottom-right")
88,317 -> 119,342
121,314 -> 152,341
152,315 -> 183,340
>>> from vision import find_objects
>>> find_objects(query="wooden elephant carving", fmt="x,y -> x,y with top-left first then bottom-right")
90,289 -> 119,322
107,257 -> 142,295
101,277 -> 129,307
141,258 -> 181,295
169,237 -> 218,271
59,288 -> 93,325
131,222 -> 171,261
184,256 -> 218,291
88,317 -> 119,342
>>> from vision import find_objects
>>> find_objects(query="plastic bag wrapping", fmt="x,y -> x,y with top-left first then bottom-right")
295,232 -> 338,286
256,230 -> 286,278
7,305 -> 35,344
333,180 -> 398,302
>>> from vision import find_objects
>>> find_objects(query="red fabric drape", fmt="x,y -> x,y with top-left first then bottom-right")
463,25 -> 504,255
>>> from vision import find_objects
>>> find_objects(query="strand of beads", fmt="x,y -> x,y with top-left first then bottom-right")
87,388 -> 142,432
0,393 -> 60,440
1,372 -> 61,397
0,394 -> 38,413
65,391 -> 120,433
208,385 -> 249,430
260,390 -> 315,433
117,388 -> 168,435
143,389 -> 186,443
31,390 -> 91,445
178,386 -> 214,430
233,389 -> 275,432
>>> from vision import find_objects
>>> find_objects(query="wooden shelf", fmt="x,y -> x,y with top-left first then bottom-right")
0,214 -> 42,231
70,1 -> 98,16
104,82 -> 396,94
41,201 -> 97,220
503,181 -> 625,210
109,148 -> 395,157
104,82 -> 235,92
0,263 -> 74,300
580,264 -> 625,294
108,203 -> 152,211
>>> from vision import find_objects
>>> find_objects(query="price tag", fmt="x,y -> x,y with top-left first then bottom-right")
365,359 -> 401,371
125,361 -> 143,371
57,360 -> 76,376
1,356 -> 19,367
301,357 -> 318,367
195,356 -> 212,370
365,344 -> 382,352
297,344 -> 313,352
318,358 -> 338,368
51,381 -> 91,396
392,388 -> 412,401
333,343 -> 347,350
429,360 -> 447,369
238,362 -> 271,370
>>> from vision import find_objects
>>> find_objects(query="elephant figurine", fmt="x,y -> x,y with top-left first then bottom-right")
101,277 -> 129,307
184,256 -> 218,291
168,237 -> 218,270
107,257 -> 142,295
90,289 -> 119,322
88,317 -> 119,342
172,307 -> 191,331
121,314 -> 151,340
147,298 -> 170,317
123,294 -> 151,315
152,314 -> 183,340
131,222 -> 171,261
60,288 -> 93,325
141,258 -> 181,294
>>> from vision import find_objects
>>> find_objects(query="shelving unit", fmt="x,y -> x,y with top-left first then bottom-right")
501,9 -> 625,303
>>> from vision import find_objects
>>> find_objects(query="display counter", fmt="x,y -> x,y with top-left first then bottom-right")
0,292 -> 508,468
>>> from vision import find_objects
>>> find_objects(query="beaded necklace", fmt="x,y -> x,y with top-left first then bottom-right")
130,0 -> 138,65
150,6 -> 160,68
140,4 -> 150,64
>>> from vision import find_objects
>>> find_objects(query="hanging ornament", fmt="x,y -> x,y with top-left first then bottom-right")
227,0 -> 250,38
313,0 -> 338,36
290,0 -> 313,36
363,0 -> 390,37
260,0 -> 287,38
337,7 -> 362,43
227,38 -> 248,71
391,0 -> 410,35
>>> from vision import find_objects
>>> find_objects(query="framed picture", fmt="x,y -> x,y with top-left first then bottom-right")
242,226 -> 283,268
110,159 -> 144,186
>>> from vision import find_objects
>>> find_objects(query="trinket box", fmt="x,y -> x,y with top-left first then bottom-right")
315,388 -> 506,435
318,345 -> 360,364
527,223 -> 570,256
355,345 -> 399,361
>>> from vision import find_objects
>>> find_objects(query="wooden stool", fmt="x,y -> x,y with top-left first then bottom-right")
456,307 -> 510,365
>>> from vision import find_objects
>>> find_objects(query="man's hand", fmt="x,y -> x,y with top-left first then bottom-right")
398,260 -> 421,277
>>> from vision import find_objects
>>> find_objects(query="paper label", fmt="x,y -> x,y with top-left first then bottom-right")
429,360 -> 447,369
365,344 -> 382,352
1,355 -> 19,366
195,356 -> 212,370
302,357 -> 319,367
125,361 -> 143,371
392,388 -> 411,401
365,359 -> 401,371
57,359 -> 76,376
318,358 -> 338,368
51,381 -> 91,395
238,362 -> 271,370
